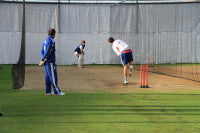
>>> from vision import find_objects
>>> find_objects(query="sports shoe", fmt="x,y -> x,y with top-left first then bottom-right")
57,92 -> 65,96
45,93 -> 51,95
124,79 -> 128,84
78,65 -> 83,68
45,91 -> 55,95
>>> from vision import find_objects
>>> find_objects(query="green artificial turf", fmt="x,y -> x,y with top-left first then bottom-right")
0,65 -> 12,92
0,65 -> 200,133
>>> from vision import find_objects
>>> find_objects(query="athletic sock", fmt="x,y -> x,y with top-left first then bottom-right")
129,66 -> 133,73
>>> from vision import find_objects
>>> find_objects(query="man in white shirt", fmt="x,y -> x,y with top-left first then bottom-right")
108,37 -> 133,84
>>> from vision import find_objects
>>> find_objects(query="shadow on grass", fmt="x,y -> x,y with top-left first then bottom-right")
4,107 -> 200,112
6,113 -> 200,117
5,105 -> 200,108
5,105 -> 200,117
45,121 -> 200,124
117,93 -> 200,96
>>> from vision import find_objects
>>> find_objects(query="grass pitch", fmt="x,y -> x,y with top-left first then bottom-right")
1,65 -> 200,133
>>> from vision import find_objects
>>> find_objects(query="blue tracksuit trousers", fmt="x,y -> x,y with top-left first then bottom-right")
44,62 -> 61,94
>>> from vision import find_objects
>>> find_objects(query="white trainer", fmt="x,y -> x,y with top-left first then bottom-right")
45,92 -> 55,95
124,79 -> 128,84
57,92 -> 65,96
45,93 -> 51,95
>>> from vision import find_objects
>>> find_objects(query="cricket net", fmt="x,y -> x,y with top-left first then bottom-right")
0,1 -> 199,89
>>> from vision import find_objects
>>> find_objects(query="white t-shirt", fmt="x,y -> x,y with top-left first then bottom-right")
112,39 -> 128,56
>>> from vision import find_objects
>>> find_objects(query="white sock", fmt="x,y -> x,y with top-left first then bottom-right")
129,66 -> 133,73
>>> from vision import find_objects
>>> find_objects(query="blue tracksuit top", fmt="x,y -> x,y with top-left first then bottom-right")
41,36 -> 56,63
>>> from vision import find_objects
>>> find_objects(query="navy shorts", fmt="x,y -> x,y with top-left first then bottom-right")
121,49 -> 133,65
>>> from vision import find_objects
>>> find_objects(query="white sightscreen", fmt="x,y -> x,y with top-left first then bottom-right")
0,3 -> 200,64
0,3 -> 22,64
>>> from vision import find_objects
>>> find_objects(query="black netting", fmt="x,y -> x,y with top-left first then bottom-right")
12,1 -> 25,89
12,64 -> 25,89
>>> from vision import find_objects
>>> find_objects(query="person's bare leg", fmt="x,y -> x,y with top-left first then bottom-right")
123,65 -> 128,84
129,61 -> 133,77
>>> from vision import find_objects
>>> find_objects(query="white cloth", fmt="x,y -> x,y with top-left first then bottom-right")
79,45 -> 83,49
79,44 -> 85,54
112,39 -> 128,56
78,53 -> 84,66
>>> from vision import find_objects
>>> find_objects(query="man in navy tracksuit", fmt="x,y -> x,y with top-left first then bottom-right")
39,28 -> 65,96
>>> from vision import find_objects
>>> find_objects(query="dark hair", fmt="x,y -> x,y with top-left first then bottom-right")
48,28 -> 56,36
108,37 -> 114,43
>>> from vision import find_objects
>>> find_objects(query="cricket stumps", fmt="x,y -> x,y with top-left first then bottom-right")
140,64 -> 149,88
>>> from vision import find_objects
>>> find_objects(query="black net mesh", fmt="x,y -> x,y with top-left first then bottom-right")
12,64 -> 25,89
12,1 -> 25,89
148,64 -> 200,82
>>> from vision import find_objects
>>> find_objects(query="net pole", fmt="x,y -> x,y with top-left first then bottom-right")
143,65 -> 145,87
12,0 -> 26,90
145,64 -> 149,87
57,0 -> 60,33
140,65 -> 143,87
